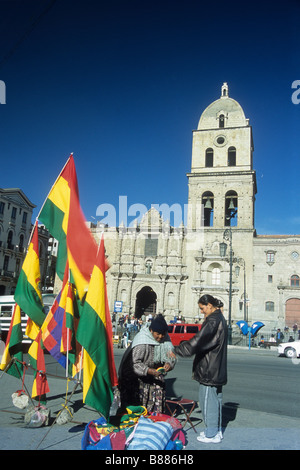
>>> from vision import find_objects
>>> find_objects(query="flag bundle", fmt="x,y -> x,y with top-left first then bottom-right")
0,304 -> 23,378
1,154 -> 117,416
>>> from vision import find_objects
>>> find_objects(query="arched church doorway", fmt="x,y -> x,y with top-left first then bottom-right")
135,286 -> 157,319
285,298 -> 300,328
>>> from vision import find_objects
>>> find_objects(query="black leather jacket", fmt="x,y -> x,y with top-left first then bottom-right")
174,310 -> 228,386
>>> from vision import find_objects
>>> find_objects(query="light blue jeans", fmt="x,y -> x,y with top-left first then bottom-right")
199,384 -> 223,438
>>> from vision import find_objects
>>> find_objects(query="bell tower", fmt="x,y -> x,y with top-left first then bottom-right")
184,83 -> 257,327
187,83 -> 257,231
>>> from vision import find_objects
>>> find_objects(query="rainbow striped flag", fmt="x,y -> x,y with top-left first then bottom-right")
14,221 -> 45,336
0,304 -> 23,378
76,236 -> 117,418
41,268 -> 69,369
41,263 -> 81,376
38,155 -> 98,299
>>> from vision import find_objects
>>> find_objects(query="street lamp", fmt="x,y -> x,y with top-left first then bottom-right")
219,228 -> 233,345
235,258 -> 247,323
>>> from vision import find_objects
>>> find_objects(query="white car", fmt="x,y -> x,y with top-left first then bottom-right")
278,341 -> 300,358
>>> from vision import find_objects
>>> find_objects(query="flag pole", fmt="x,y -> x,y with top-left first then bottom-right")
78,346 -> 84,382
65,269 -> 71,379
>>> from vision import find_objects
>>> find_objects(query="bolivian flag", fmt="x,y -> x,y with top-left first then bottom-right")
28,328 -> 50,399
38,154 -> 98,299
61,280 -> 83,377
76,236 -> 117,418
0,304 -> 23,379
14,221 -> 45,337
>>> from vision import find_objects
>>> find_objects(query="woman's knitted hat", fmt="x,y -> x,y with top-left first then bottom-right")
150,314 -> 168,334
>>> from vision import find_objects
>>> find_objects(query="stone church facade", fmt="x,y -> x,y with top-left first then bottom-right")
91,83 -> 300,332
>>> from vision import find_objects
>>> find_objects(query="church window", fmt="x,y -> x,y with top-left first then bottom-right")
291,275 -> 300,287
145,238 -> 158,257
266,251 -> 275,264
228,147 -> 236,166
219,114 -> 225,128
168,292 -> 175,307
121,289 -> 127,302
291,251 -> 299,260
212,267 -> 221,285
225,191 -> 237,227
205,148 -> 213,167
145,260 -> 153,274
265,301 -> 274,312
202,191 -> 214,227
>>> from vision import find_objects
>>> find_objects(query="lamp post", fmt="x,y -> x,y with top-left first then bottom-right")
220,228 -> 233,345
235,258 -> 247,323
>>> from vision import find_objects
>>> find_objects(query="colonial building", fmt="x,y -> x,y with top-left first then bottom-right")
90,83 -> 300,333
0,188 -> 53,295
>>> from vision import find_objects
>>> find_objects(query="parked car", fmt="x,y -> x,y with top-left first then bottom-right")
277,340 -> 300,358
167,323 -> 201,346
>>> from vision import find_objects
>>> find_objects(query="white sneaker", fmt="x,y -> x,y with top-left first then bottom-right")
198,431 -> 223,439
197,431 -> 222,444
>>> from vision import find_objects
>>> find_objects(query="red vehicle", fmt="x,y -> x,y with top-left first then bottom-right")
167,323 -> 201,346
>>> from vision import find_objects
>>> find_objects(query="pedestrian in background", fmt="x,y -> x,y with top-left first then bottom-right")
276,328 -> 284,345
172,294 -> 227,444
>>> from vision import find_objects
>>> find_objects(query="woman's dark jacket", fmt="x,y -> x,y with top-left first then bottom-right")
174,310 -> 228,386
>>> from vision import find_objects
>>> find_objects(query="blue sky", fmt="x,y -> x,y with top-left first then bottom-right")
0,0 -> 299,234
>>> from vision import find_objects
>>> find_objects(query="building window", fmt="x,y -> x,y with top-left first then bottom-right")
168,292 -> 175,307
205,148 -> 214,167
268,275 -> 273,283
16,258 -> 21,274
266,251 -> 275,264
291,275 -> 300,287
202,191 -> 214,227
212,267 -> 221,285
0,202 -> 4,215
3,255 -> 9,272
145,260 -> 153,274
22,212 -> 28,225
7,230 -> 13,249
19,234 -> 24,252
11,207 -> 17,221
228,147 -> 236,166
265,301 -> 274,312
121,289 -> 127,302
145,238 -> 158,257
225,191 -> 238,227
291,251 -> 299,260
219,114 -> 225,128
